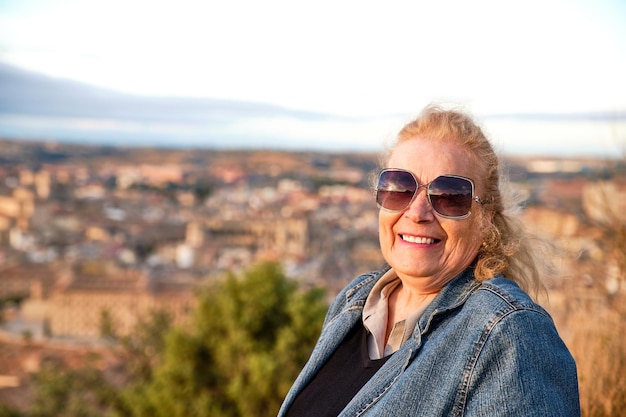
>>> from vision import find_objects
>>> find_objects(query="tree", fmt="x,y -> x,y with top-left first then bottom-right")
192,179 -> 213,205
99,308 -> 116,340
0,404 -> 24,417
117,309 -> 173,384
20,310 -> 173,417
117,261 -> 327,417
28,356 -> 118,417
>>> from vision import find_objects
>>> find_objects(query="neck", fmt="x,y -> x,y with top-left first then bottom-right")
387,282 -> 438,325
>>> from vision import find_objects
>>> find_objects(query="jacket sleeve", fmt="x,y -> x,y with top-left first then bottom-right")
461,308 -> 580,417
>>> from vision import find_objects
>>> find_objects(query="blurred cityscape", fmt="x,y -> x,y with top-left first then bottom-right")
0,138 -> 624,399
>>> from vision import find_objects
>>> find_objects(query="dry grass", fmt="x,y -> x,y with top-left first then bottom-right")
548,289 -> 626,417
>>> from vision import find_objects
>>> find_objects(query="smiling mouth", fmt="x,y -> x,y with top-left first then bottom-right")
400,234 -> 439,244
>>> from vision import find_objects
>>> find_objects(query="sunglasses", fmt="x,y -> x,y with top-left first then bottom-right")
376,168 -> 484,219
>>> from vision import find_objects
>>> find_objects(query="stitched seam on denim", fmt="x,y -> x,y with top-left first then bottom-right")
420,279 -> 481,334
345,269 -> 387,300
481,285 -> 551,320
455,314 -> 498,416
353,349 -> 413,416
455,304 -> 529,417
322,271 -> 381,330
322,304 -> 364,333
326,274 -> 381,327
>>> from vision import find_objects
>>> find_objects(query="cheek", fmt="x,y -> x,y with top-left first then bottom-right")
444,229 -> 482,273
442,211 -> 473,237
378,212 -> 398,244
452,218 -> 484,255
465,234 -> 483,258
378,210 -> 392,229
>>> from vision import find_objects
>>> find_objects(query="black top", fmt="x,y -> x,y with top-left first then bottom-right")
285,322 -> 391,417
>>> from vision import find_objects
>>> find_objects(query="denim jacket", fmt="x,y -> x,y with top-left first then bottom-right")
278,267 -> 580,416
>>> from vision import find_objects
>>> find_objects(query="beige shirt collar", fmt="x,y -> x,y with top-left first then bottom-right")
363,268 -> 433,359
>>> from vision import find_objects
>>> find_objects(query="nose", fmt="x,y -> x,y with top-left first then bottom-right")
404,186 -> 435,222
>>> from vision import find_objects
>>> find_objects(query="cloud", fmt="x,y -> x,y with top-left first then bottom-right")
0,60 -> 623,157
1,0 -> 625,117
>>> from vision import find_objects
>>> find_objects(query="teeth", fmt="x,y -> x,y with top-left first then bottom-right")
401,235 -> 435,244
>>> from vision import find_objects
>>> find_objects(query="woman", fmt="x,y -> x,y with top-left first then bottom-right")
278,105 -> 580,416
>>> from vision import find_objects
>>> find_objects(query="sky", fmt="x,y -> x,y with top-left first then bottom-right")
1,0 -> 625,156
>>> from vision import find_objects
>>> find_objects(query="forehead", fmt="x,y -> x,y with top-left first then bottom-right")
387,136 -> 482,181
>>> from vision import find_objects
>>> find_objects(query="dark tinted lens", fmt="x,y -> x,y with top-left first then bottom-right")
376,170 -> 417,211
429,176 -> 473,217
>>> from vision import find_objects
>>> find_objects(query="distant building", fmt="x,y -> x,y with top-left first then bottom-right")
21,264 -> 194,339
0,187 -> 35,230
203,216 -> 309,261
0,264 -> 56,301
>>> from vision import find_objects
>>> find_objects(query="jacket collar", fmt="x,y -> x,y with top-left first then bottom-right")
344,266 -> 481,334
348,266 -> 479,308
415,267 -> 481,335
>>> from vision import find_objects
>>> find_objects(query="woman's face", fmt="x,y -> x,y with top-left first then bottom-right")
379,136 -> 486,292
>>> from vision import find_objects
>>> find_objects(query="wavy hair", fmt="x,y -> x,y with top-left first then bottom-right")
380,105 -> 549,298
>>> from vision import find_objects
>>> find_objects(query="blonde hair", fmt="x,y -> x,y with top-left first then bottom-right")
383,105 -> 548,298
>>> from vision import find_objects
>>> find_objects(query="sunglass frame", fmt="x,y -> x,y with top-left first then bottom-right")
375,168 -> 483,219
